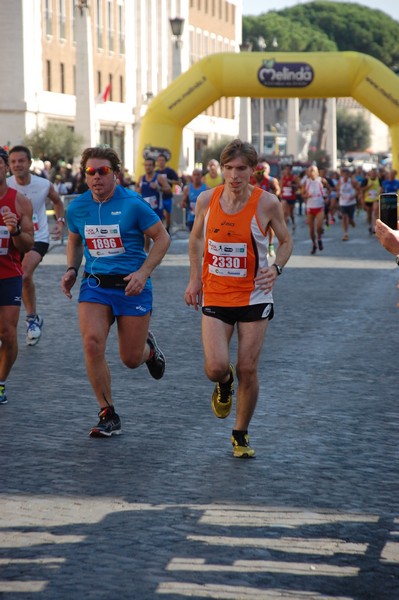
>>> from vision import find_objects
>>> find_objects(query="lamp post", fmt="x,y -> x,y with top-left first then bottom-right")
169,17 -> 185,80
169,17 -> 186,171
239,41 -> 252,143
257,37 -> 266,155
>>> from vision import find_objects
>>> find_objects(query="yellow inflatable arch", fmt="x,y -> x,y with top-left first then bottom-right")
136,51 -> 399,172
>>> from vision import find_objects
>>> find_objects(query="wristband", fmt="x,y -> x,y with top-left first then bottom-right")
66,266 -> 78,276
57,217 -> 66,224
10,223 -> 22,237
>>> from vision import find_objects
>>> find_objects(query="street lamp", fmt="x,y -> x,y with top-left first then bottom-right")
239,41 -> 252,143
169,17 -> 185,48
257,37 -> 266,155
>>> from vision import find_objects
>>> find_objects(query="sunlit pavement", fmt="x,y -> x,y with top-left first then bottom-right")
1,209 -> 398,599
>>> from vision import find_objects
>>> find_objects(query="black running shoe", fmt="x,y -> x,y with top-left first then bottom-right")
89,406 -> 122,437
318,238 -> 323,251
146,331 -> 166,380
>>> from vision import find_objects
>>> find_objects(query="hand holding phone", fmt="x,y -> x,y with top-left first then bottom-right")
379,193 -> 398,230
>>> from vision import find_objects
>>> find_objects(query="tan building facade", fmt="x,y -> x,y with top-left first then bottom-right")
0,0 -> 242,175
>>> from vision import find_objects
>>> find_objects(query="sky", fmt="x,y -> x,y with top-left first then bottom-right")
242,0 -> 399,22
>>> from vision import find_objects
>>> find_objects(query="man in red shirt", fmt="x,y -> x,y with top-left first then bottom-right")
0,148 -> 34,404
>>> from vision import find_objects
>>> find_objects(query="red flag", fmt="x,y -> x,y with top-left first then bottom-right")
95,83 -> 111,104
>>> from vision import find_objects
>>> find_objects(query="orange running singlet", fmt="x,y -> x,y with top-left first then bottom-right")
202,186 -> 273,307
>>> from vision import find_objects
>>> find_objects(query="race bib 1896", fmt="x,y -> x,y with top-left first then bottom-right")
84,224 -> 125,257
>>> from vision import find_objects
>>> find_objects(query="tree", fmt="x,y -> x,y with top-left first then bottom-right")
243,2 -> 399,68
336,109 -> 371,154
201,137 -> 233,169
23,123 -> 84,164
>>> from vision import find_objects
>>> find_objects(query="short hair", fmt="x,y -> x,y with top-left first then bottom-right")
157,153 -> 167,161
144,158 -> 155,166
0,147 -> 9,166
220,139 -> 258,168
80,146 -> 121,172
9,145 -> 32,161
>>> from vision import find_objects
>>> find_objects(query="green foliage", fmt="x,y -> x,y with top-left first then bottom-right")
336,109 -> 371,153
242,12 -> 336,53
307,148 -> 330,169
243,1 -> 399,67
23,123 -> 84,163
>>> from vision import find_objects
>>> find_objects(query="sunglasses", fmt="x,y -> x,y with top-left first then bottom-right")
85,165 -> 113,176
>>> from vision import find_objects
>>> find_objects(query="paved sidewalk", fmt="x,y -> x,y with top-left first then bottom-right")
1,211 -> 399,599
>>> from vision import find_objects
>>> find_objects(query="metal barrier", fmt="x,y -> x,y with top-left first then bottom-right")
170,193 -> 188,236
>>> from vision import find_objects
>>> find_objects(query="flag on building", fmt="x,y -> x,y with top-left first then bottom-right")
95,83 -> 111,104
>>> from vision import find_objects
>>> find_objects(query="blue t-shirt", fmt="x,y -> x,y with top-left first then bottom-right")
67,185 -> 160,284
139,173 -> 163,218
381,179 -> 399,193
186,182 -> 207,224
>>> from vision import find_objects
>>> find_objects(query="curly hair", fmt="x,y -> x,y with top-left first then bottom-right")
220,139 -> 258,168
80,146 -> 121,172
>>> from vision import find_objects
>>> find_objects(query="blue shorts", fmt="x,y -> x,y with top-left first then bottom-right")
78,279 -> 152,317
0,276 -> 23,306
162,198 -> 172,214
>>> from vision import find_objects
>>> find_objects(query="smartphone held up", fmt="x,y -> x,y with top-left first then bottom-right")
379,193 -> 398,230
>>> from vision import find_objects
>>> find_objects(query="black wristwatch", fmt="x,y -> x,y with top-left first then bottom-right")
272,263 -> 283,276
396,255 -> 399,266
10,223 -> 22,237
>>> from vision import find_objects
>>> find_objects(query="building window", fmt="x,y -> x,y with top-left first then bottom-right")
219,0 -> 222,19
118,5 -> 125,54
96,0 -> 103,49
97,71 -> 102,95
71,0 -> 76,43
196,31 -> 202,59
45,0 -> 52,35
119,75 -> 124,102
212,0 -> 215,17
204,33 -> 209,56
46,60 -> 52,91
60,63 -> 65,93
231,3 -> 235,24
109,74 -> 113,101
107,1 -> 114,52
189,29 -> 195,66
59,0 -> 66,40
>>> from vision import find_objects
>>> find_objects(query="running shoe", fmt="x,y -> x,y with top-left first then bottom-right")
211,364 -> 234,419
26,315 -> 43,346
342,233 -> 349,241
0,384 -> 7,405
89,406 -> 121,437
311,243 -> 317,255
268,244 -> 275,257
146,331 -> 166,380
231,430 -> 255,458
318,238 -> 324,251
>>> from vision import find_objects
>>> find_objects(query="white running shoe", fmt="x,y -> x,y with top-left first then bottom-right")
26,315 -> 44,346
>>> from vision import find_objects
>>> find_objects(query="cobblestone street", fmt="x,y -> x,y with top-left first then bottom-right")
1,210 -> 399,599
